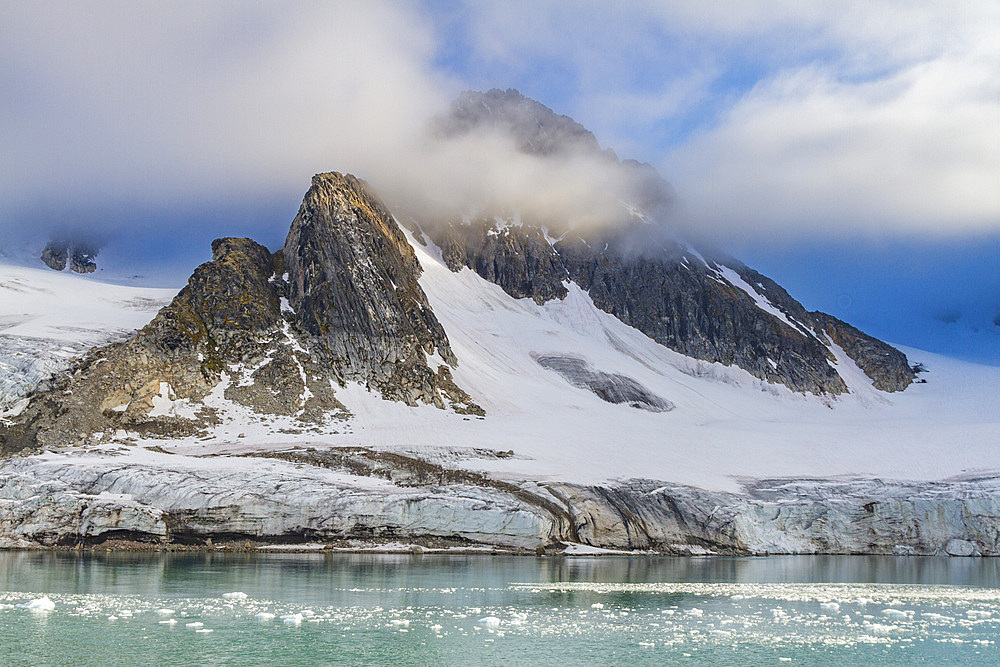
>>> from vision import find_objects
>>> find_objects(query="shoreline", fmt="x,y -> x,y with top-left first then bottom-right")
1,541 -> 994,558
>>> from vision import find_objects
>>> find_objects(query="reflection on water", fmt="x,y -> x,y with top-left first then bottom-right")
1,553 -> 999,666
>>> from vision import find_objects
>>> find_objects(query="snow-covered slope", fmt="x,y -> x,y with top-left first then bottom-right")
0,263 -> 177,412
226,232 -> 996,493
1,243 -> 999,553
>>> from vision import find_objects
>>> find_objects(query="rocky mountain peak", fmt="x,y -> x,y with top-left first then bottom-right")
283,172 -> 476,409
443,88 -> 604,157
1,173 -> 482,453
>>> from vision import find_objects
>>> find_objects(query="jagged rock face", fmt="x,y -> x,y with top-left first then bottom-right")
813,313 -> 914,392
283,172 -> 478,411
40,238 -> 98,273
2,173 -> 483,454
425,88 -> 912,395
438,220 -> 569,304
0,237 -> 345,453
440,89 -> 675,217
431,219 -> 911,394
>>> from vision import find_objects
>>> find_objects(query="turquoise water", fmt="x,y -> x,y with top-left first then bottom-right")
2,553 -> 1000,665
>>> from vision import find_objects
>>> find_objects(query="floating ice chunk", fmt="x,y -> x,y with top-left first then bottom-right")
478,617 -> 501,629
820,602 -> 841,613
159,619 -> 178,625
430,624 -> 443,632
881,609 -> 912,619
222,592 -> 248,600
255,612 -> 276,621
591,603 -> 604,609
924,613 -> 954,623
966,610 -> 992,619
282,613 -> 303,625
196,628 -> 213,633
661,610 -> 675,616
186,622 -> 204,628
17,596 -> 55,611
868,623 -> 894,635
685,608 -> 704,617
107,615 -> 118,621
156,608 -> 176,615
300,610 -> 315,617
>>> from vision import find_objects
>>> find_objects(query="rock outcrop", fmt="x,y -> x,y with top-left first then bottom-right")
1,236 -> 345,452
1,175 -> 482,453
283,172 -> 477,410
432,218 -> 912,394
40,238 -> 99,273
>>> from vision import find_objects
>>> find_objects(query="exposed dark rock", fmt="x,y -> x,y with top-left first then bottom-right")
2,237 -> 344,452
533,354 -> 673,412
283,172 -> 479,411
40,241 -> 68,271
442,88 -> 603,157
438,219 -> 569,304
3,173 -> 483,454
425,89 -> 913,395
40,238 -> 99,273
439,89 -> 676,218
813,313 -> 914,391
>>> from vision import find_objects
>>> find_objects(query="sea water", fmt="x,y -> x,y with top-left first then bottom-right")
2,552 -> 1000,665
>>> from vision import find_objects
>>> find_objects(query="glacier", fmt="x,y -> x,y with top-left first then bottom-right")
1,233 -> 999,554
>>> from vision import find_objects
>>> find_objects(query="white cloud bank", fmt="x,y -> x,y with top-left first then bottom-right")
1,1 -> 997,244
456,0 -> 1000,240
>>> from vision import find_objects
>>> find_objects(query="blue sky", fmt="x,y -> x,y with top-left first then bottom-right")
1,1 -> 998,362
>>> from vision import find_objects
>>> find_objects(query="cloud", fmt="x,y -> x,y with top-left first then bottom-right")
662,12 -> 1000,241
1,0 -> 997,256
446,0 -> 1000,240
0,1 -> 666,253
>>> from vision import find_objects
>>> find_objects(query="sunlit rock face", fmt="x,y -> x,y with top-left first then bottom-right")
283,172 -> 477,411
0,173 -> 485,454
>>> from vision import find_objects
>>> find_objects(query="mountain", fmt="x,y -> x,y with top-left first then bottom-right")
432,89 -> 912,394
1,91 -> 997,555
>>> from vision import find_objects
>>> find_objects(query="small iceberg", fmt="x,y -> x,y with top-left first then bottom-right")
282,613 -> 303,625
222,592 -> 248,600
159,619 -> 178,625
155,608 -> 176,615
478,617 -> 501,629
255,612 -> 276,621
17,596 -> 55,612
186,622 -> 204,628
